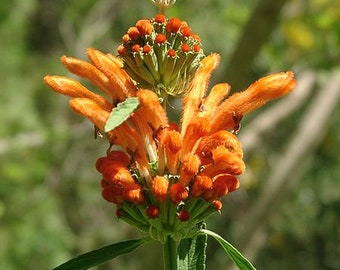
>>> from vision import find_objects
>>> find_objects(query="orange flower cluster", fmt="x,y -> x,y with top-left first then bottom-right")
44,15 -> 296,241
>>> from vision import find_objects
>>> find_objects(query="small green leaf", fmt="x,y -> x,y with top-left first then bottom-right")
177,233 -> 207,270
53,237 -> 150,270
104,97 -> 140,132
201,229 -> 256,270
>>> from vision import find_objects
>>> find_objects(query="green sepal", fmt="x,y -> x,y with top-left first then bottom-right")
201,229 -> 257,270
53,237 -> 151,270
104,97 -> 140,132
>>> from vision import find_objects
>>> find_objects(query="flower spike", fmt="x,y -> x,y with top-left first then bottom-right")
44,12 -> 296,242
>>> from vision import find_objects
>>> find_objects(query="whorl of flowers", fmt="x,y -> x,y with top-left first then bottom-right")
117,14 -> 204,98
44,14 -> 296,242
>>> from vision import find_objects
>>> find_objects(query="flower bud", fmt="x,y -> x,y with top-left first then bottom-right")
146,205 -> 160,219
177,210 -> 190,222
117,14 -> 204,98
151,0 -> 177,9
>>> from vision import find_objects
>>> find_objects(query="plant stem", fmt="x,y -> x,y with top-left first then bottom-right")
163,236 -> 177,270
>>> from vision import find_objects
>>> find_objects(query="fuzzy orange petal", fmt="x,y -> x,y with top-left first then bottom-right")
191,175 -> 213,197
136,89 -> 168,129
200,83 -> 231,118
180,116 -> 211,156
181,53 -> 220,137
61,56 -> 119,100
44,75 -> 112,111
165,130 -> 182,174
170,183 -> 188,204
179,153 -> 201,187
194,130 -> 243,163
124,183 -> 145,205
210,71 -> 296,132
152,175 -> 169,202
202,146 -> 245,177
86,48 -> 137,100
69,98 -> 110,130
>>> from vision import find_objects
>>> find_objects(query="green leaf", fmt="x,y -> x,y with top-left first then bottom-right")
201,229 -> 256,270
53,238 -> 150,270
177,233 -> 207,270
104,97 -> 140,132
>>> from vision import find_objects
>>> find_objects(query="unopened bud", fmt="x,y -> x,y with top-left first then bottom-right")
151,0 -> 176,9
117,14 -> 204,98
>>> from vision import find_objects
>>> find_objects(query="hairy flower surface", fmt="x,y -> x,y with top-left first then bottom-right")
44,14 -> 296,242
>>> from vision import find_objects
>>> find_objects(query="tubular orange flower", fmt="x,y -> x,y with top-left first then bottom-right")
152,175 -> 169,202
170,183 -> 188,204
191,175 -> 213,198
44,14 -> 296,242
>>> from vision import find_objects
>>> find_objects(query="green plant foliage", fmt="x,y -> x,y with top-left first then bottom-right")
53,238 -> 150,270
1,0 -> 339,269
202,229 -> 256,270
177,232 -> 207,270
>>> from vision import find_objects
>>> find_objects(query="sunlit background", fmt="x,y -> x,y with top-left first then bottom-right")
1,0 -> 339,269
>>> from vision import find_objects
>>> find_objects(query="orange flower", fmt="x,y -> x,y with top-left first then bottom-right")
152,176 -> 169,202
44,14 -> 296,241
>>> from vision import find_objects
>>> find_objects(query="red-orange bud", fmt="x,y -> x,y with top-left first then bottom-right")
143,45 -> 152,54
167,49 -> 177,57
122,34 -> 130,43
136,19 -> 154,36
155,33 -> 167,44
181,44 -> 191,53
154,13 -> 166,24
193,44 -> 201,52
212,200 -> 223,211
131,44 -> 141,52
178,210 -> 190,221
180,26 -> 191,37
127,26 -> 140,40
166,17 -> 182,33
117,45 -> 126,56
146,204 -> 160,218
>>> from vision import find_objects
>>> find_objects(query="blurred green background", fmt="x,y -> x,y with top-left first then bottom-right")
1,0 -> 339,269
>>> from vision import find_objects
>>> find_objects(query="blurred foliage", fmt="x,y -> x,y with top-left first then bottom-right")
0,0 -> 339,269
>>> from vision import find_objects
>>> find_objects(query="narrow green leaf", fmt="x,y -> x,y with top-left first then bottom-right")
177,233 -> 207,270
201,229 -> 256,270
53,238 -> 150,270
104,97 -> 140,132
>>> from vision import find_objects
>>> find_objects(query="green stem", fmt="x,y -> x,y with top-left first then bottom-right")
163,236 -> 177,270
